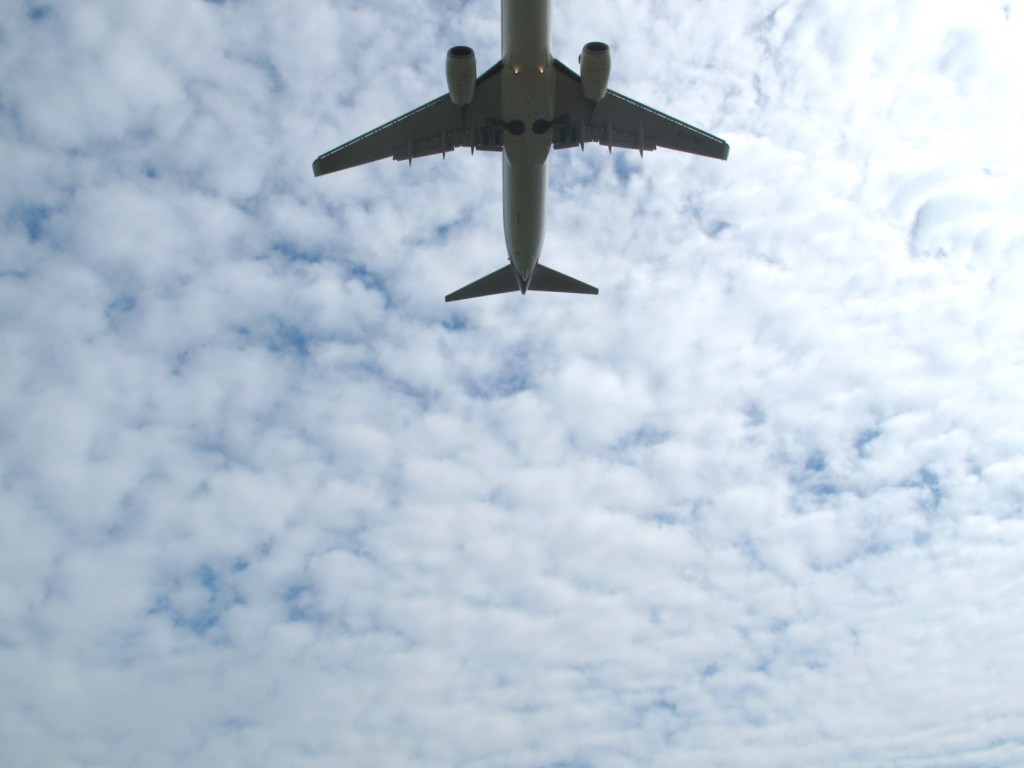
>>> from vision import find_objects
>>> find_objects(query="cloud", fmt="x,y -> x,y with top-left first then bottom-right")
2,0 -> 1023,766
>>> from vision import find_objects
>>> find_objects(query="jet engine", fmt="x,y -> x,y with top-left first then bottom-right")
579,41 -> 611,102
446,46 -> 477,106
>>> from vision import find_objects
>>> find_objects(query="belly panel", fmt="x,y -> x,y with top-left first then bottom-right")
502,156 -> 546,281
502,0 -> 551,65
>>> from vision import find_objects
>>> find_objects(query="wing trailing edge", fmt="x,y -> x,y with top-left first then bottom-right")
313,61 -> 505,176
550,58 -> 729,161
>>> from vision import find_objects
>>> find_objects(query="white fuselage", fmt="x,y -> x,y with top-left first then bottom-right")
501,0 -> 554,288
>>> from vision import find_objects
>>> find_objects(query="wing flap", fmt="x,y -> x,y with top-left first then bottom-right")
551,58 -> 729,161
314,61 -> 504,176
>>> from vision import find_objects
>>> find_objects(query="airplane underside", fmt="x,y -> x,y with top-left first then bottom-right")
311,0 -> 728,301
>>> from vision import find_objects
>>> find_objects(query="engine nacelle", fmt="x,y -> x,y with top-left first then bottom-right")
579,41 -> 611,102
446,46 -> 477,106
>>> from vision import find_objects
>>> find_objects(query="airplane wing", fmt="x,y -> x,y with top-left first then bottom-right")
313,61 -> 505,176
550,59 -> 729,161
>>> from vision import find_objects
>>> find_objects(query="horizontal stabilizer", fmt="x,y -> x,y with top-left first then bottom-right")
529,263 -> 599,295
445,264 -> 519,302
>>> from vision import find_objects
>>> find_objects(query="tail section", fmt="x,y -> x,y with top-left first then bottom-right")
445,262 -> 599,302
528,263 -> 599,295
445,265 -> 519,302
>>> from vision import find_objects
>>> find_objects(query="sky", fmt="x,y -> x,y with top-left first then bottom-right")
2,0 -> 1023,765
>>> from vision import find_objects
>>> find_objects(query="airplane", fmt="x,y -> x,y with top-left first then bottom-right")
312,0 -> 729,302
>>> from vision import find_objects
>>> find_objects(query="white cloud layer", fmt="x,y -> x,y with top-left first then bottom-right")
2,1 -> 1023,766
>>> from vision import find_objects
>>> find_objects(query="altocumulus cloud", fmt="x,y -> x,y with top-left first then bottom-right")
1,0 -> 1023,766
